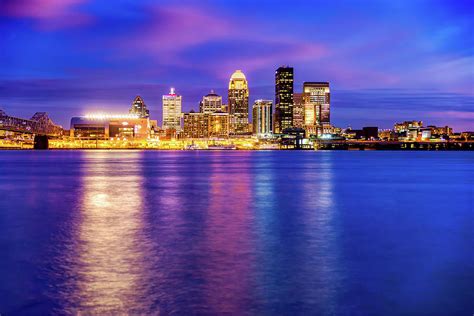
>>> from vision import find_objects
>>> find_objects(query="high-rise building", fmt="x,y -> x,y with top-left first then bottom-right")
252,100 -> 273,136
129,95 -> 150,118
293,93 -> 305,129
200,90 -> 222,114
274,66 -> 294,133
303,82 -> 330,135
228,70 -> 249,135
162,87 -> 182,131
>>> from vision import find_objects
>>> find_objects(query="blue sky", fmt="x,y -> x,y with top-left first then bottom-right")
0,0 -> 473,131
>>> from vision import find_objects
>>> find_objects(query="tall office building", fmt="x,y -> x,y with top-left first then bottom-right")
162,87 -> 182,131
252,100 -> 273,136
228,70 -> 249,134
293,93 -> 305,129
129,96 -> 150,118
200,90 -> 223,114
274,66 -> 294,133
303,82 -> 330,135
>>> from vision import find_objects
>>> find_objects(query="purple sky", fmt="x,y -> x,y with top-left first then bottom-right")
0,0 -> 473,131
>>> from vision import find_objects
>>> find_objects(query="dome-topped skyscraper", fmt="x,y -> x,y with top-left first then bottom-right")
129,96 -> 150,118
228,70 -> 249,134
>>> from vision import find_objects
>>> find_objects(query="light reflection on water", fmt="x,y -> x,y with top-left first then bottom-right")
0,151 -> 473,315
70,151 -> 151,313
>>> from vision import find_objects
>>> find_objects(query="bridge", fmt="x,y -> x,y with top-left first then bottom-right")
0,110 -> 63,136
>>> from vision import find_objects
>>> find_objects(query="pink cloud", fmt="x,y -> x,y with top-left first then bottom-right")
111,4 -> 329,77
135,6 -> 232,56
1,0 -> 92,29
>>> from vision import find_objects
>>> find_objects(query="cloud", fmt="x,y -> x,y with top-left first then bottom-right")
1,0 -> 92,29
107,3 -> 329,79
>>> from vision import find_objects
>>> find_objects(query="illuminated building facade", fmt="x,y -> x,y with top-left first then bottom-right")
303,82 -> 330,135
200,90 -> 223,114
162,88 -> 182,131
70,114 -> 150,140
427,125 -> 453,136
183,111 -> 230,138
183,112 -> 210,138
274,66 -> 294,133
228,70 -> 249,135
394,121 -> 423,133
293,93 -> 305,128
129,96 -> 149,118
252,100 -> 273,136
209,112 -> 230,138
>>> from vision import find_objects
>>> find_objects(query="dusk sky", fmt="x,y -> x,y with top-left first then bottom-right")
0,0 -> 473,131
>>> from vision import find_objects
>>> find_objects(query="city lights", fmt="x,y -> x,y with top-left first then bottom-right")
0,67 -> 473,151
84,113 -> 140,120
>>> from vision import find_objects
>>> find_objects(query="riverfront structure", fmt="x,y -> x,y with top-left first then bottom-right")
228,70 -> 249,135
252,100 -> 273,137
70,114 -> 151,140
274,66 -> 294,133
162,88 -> 183,131
303,82 -> 330,135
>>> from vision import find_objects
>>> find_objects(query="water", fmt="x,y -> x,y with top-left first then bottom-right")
0,150 -> 473,315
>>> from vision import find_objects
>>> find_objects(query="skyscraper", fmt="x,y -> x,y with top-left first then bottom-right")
129,95 -> 149,118
274,66 -> 294,133
228,70 -> 249,135
200,90 -> 223,114
293,93 -> 305,129
303,82 -> 330,135
162,87 -> 182,131
252,100 -> 273,136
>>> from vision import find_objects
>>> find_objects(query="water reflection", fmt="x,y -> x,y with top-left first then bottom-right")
202,152 -> 257,314
252,152 -> 341,314
299,152 -> 341,315
68,151 -> 150,313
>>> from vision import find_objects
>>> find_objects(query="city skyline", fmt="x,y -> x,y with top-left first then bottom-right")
0,0 -> 473,131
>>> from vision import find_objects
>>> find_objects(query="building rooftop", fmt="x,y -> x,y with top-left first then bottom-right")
230,70 -> 246,81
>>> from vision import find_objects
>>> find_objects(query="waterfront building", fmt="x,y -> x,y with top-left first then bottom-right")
228,70 -> 249,135
209,112 -> 230,138
252,100 -> 273,136
304,99 -> 317,135
129,96 -> 150,118
200,90 -> 223,114
394,121 -> 423,133
183,111 -> 210,138
293,93 -> 305,129
343,127 -> 378,140
70,114 -> 150,140
183,111 -> 230,139
379,129 -> 397,141
162,88 -> 182,131
274,66 -> 294,133
427,125 -> 453,136
303,82 -> 330,135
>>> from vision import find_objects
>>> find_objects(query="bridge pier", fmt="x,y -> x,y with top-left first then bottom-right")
34,135 -> 49,149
